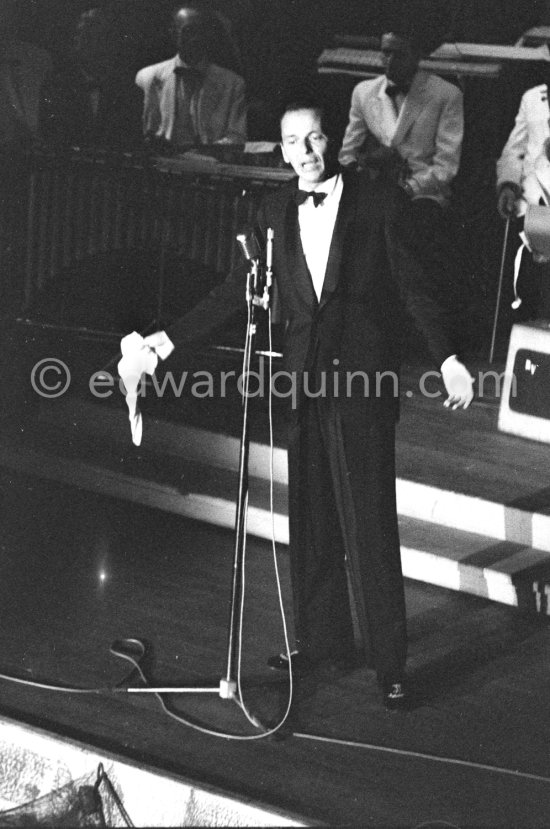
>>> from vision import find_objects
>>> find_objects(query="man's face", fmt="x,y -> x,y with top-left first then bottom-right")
381,33 -> 420,87
280,108 -> 330,186
172,8 -> 207,67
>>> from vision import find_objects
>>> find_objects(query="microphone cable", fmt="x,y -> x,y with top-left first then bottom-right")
233,303 -> 295,734
2,655 -> 550,786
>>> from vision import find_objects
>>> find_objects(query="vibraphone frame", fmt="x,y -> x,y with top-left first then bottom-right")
19,149 -> 292,331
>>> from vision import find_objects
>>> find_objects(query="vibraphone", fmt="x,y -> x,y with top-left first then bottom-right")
20,147 -> 293,329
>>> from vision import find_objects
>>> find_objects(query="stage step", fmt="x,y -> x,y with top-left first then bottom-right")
36,394 -> 550,554
1,432 -> 549,616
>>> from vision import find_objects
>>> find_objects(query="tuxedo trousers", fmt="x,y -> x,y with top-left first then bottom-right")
287,388 -> 407,681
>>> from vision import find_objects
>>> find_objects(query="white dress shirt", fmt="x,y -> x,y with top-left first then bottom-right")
298,173 -> 344,301
172,55 -> 204,145
384,78 -> 406,117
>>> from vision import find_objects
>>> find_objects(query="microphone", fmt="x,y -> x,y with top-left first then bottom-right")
236,227 -> 274,308
266,227 -> 273,268
266,227 -> 273,288
236,229 -> 261,263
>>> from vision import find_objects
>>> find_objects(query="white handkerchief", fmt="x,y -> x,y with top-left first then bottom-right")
144,331 -> 174,361
118,331 -> 169,446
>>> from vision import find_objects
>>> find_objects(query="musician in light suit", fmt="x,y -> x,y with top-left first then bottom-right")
135,4 -> 246,149
496,84 -> 550,219
338,32 -> 463,208
496,86 -> 550,318
0,0 -> 52,149
134,100 -> 473,710
339,30 -> 465,324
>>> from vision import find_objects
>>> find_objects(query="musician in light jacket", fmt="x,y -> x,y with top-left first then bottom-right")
339,30 -> 465,319
496,84 -> 550,219
135,4 -> 246,149
338,31 -> 463,208
503,134 -> 550,318
0,0 -> 52,149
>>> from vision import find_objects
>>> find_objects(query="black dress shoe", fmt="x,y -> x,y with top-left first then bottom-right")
267,649 -> 356,678
382,678 -> 408,711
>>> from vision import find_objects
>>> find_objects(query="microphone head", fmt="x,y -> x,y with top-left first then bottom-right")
236,229 -> 261,262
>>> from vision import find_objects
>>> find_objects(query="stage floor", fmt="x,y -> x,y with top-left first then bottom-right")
1,470 -> 550,827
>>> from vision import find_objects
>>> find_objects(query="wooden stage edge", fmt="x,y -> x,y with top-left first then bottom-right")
0,715 -> 311,827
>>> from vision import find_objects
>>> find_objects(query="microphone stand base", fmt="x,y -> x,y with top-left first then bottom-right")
219,678 -> 237,699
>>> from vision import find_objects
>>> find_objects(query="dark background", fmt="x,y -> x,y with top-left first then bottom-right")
14,0 -> 549,126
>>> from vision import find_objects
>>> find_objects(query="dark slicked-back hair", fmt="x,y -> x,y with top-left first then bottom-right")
279,98 -> 327,133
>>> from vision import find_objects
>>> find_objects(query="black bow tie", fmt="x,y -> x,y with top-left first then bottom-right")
295,189 -> 328,207
386,83 -> 410,99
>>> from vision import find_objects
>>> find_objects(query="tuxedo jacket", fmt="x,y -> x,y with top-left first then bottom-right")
135,57 -> 246,145
338,72 -> 463,206
497,84 -> 550,214
166,173 -> 455,393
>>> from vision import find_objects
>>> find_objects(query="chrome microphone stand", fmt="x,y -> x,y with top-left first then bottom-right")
108,229 -> 283,740
111,231 -> 278,740
129,231 -> 273,704
222,230 -> 273,699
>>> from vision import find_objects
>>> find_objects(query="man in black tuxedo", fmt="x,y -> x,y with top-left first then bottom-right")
133,101 -> 473,709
